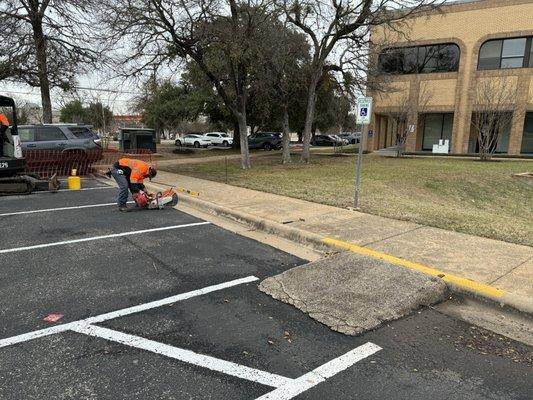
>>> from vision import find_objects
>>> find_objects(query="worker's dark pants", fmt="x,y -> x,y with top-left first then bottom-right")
111,168 -> 129,207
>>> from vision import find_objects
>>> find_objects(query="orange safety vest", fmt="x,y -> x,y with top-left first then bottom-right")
0,114 -> 9,127
118,158 -> 151,184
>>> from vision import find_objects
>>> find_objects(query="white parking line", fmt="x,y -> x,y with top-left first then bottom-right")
0,202 -> 133,217
73,324 -> 292,388
32,186 -> 115,194
83,275 -> 259,324
0,274 -> 382,398
255,343 -> 382,399
0,276 -> 259,348
0,222 -> 211,254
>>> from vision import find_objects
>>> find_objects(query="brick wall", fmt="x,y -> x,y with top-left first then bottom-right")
369,0 -> 533,154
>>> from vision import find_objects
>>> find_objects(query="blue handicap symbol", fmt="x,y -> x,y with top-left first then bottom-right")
360,107 -> 368,117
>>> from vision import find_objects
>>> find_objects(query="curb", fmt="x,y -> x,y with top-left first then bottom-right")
145,181 -> 533,316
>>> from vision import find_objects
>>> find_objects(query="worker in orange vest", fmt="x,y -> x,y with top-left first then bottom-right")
110,158 -> 157,211
0,114 -> 9,157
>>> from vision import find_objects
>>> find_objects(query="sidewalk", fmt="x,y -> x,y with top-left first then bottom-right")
152,170 -> 533,312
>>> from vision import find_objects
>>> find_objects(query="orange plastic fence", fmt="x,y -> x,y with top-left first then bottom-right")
23,149 -> 155,178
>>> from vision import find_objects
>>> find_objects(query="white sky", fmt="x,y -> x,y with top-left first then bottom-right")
1,0 -> 465,114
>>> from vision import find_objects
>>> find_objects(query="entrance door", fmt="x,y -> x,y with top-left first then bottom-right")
422,113 -> 453,151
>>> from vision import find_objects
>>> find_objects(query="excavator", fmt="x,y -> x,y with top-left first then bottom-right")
0,95 -> 59,195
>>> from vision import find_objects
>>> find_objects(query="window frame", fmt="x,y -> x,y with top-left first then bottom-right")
35,126 -> 68,142
421,113 -> 454,152
17,127 -> 35,142
68,126 -> 95,139
378,43 -> 460,75
478,36 -> 533,71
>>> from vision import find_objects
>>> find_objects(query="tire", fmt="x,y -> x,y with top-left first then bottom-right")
222,140 -> 229,147
263,143 -> 272,151
194,141 -> 200,148
175,140 -> 182,147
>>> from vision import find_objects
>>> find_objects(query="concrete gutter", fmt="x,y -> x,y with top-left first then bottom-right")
144,181 -> 533,317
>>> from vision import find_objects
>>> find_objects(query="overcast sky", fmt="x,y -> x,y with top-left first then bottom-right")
1,0 -> 466,114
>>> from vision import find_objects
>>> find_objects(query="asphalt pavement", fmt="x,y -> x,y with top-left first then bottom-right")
0,180 -> 531,399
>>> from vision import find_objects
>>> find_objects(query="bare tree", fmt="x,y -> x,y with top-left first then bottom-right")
98,0 -> 277,169
471,78 -> 517,161
0,0 -> 101,123
382,84 -> 433,157
278,0 -> 445,163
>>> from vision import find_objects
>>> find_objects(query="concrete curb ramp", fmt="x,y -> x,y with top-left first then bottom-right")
145,181 -> 533,317
259,252 -> 448,336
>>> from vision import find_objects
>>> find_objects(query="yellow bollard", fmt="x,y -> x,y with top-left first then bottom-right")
67,169 -> 81,190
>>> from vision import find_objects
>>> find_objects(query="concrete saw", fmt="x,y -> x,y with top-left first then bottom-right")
133,188 -> 179,210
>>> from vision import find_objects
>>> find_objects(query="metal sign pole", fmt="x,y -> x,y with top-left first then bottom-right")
354,96 -> 373,210
354,125 -> 365,209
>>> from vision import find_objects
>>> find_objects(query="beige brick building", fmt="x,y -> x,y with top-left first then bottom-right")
367,0 -> 533,155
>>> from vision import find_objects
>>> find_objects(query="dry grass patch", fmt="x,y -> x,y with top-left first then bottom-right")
161,154 -> 533,246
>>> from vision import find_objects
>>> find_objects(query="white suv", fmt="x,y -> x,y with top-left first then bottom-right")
204,132 -> 233,147
175,134 -> 211,148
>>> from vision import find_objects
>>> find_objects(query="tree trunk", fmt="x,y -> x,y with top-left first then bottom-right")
281,105 -> 291,164
32,19 -> 53,123
300,71 -> 321,163
237,112 -> 251,169
233,120 -> 241,150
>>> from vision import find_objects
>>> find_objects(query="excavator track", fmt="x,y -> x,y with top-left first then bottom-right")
0,176 -> 34,196
0,174 -> 59,196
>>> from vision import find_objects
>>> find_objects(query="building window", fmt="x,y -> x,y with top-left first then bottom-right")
478,37 -> 533,70
379,44 -> 460,75
469,112 -> 512,154
422,113 -> 454,151
522,112 -> 533,154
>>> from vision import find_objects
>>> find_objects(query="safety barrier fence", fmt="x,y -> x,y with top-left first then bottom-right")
23,149 -> 155,178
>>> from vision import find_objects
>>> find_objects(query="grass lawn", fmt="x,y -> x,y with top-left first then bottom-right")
161,153 -> 533,246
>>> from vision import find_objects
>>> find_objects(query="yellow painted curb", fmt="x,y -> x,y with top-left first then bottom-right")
176,187 -> 200,197
322,237 -> 505,299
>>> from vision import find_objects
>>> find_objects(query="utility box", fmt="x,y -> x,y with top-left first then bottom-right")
118,128 -> 157,152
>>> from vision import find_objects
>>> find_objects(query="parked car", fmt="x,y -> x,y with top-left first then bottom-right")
18,125 -> 102,156
311,134 -> 346,146
204,132 -> 233,147
17,124 -> 103,174
248,132 -> 282,150
330,134 -> 349,145
175,133 -> 211,148
338,132 -> 361,144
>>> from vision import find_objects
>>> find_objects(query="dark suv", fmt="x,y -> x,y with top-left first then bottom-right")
18,124 -> 103,174
248,132 -> 282,150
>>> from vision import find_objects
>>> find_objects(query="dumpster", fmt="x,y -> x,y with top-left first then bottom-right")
118,128 -> 157,152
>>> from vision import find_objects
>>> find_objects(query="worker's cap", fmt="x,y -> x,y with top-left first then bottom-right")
148,167 -> 157,180
0,114 -> 9,127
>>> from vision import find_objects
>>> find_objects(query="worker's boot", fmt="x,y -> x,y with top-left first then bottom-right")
119,206 -> 129,212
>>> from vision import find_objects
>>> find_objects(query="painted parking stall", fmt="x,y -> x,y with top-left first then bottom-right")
1,178 -> 381,399
1,178 -> 531,399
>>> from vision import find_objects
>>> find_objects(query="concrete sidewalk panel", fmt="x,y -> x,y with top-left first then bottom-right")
491,258 -> 533,299
368,227 -> 533,285
292,210 -> 421,245
259,252 -> 448,336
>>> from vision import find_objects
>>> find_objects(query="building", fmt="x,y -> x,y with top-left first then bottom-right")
112,115 -> 144,130
20,102 -> 61,124
367,0 -> 533,156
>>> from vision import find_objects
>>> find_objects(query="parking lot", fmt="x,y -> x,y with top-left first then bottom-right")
0,179 -> 531,399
